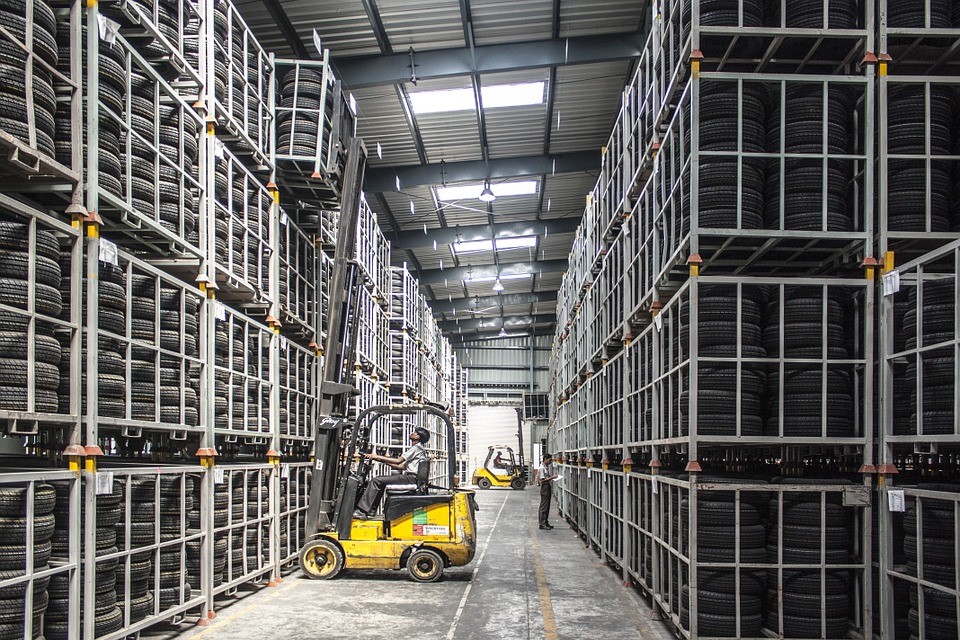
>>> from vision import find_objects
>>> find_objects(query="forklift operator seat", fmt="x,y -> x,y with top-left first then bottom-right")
384,461 -> 430,496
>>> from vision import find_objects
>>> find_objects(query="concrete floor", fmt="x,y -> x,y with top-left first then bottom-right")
149,488 -> 668,640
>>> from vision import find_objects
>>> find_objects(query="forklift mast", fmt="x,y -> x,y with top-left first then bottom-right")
305,138 -> 368,538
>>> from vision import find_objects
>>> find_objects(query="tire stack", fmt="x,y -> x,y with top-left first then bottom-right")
186,480 -> 228,590
903,484 -> 959,640
215,324 -> 248,431
765,478 -> 854,638
277,68 -> 324,158
887,0 -> 953,27
679,481 -> 767,638
47,479 -> 123,640
766,84 -> 855,231
763,287 -> 855,437
681,81 -> 767,234
0,0 -> 58,159
114,480 -> 156,626
56,260 -> 127,419
902,279 -> 955,436
229,474 -> 269,581
142,476 -> 193,614
55,23 -> 125,200
0,218 -> 62,414
885,85 -> 955,232
767,0 -> 859,28
0,483 -> 55,640
678,285 -> 766,437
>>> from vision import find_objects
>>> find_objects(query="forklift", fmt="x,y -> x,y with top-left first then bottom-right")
472,445 -> 526,490
299,139 -> 478,582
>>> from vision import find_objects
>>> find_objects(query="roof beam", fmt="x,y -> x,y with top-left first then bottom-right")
262,0 -> 309,59
430,291 -> 558,314
334,32 -> 644,88
365,151 -> 599,192
394,218 -> 579,250
416,259 -> 567,286
440,313 -> 557,332
450,328 -> 555,343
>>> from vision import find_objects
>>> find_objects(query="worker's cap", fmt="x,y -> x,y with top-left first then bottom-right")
414,427 -> 430,444
542,453 -> 552,461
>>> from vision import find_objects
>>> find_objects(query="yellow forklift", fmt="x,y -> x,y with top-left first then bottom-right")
299,140 -> 477,582
472,445 -> 526,490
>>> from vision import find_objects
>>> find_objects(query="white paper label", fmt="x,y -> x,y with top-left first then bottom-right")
315,459 -> 323,471
654,313 -> 663,332
215,301 -> 226,321
97,15 -> 121,45
214,468 -> 225,484
280,212 -> 288,226
312,29 -> 323,55
98,239 -> 118,266
887,490 -> 905,512
95,471 -> 114,495
652,475 -> 659,494
882,270 -> 900,297
214,139 -> 225,160
280,464 -> 290,479
414,524 -> 449,536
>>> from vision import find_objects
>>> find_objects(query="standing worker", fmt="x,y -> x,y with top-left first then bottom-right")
537,453 -> 557,530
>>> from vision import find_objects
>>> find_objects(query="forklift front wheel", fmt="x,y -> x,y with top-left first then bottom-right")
476,478 -> 492,490
299,539 -> 344,580
407,548 -> 444,583
511,478 -> 526,490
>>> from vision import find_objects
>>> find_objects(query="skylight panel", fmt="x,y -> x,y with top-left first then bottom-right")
452,239 -> 493,254
436,180 -> 539,201
471,273 -> 531,283
495,236 -> 537,250
409,82 -> 546,115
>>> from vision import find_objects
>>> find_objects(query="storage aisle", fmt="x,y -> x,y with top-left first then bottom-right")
143,489 -> 661,640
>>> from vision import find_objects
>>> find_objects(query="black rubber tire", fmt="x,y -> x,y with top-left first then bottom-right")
0,484 -> 55,517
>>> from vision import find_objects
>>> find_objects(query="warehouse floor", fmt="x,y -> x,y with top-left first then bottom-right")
145,489 -> 662,640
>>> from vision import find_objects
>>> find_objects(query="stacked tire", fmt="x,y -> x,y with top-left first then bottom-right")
56,260 -> 127,419
141,476 -> 194,614
887,0 -> 954,28
763,287 -> 855,437
229,474 -> 269,581
47,479 -> 123,639
765,478 -> 854,638
679,481 -> 767,637
901,279 -> 955,436
0,0 -> 58,159
885,85 -> 956,232
0,217 -> 62,414
277,67 -> 325,158
903,484 -> 959,640
215,324 -> 250,431
186,480 -> 228,589
682,81 -> 767,234
0,483 -> 55,640
765,0 -> 859,28
115,479 -> 159,625
678,285 -> 767,437
55,23 -> 125,199
766,84 -> 855,231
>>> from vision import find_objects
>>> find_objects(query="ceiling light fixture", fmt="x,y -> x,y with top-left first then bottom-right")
436,180 -> 538,201
492,277 -> 504,292
498,327 -> 508,337
479,180 -> 496,203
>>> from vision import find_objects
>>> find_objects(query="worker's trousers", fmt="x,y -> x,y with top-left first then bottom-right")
538,482 -> 552,526
356,472 -> 416,514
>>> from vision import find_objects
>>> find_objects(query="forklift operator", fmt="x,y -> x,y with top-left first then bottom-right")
354,427 -> 430,518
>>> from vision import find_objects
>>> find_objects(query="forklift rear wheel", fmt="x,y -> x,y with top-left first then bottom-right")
510,478 -> 526,490
407,548 -> 444,582
299,539 -> 344,580
476,478 -> 492,490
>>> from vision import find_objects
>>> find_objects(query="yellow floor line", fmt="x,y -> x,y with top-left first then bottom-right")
531,508 -> 559,640
189,580 -> 299,640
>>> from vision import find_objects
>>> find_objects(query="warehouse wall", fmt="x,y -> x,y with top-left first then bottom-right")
465,404 -> 522,480
455,335 -> 551,401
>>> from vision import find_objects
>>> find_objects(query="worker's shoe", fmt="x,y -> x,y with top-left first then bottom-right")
353,510 -> 370,520
539,524 -> 553,530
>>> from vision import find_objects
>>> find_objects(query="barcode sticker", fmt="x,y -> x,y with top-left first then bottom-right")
95,471 -> 114,495
98,239 -> 118,266
214,468 -> 225,484
882,270 -> 900,297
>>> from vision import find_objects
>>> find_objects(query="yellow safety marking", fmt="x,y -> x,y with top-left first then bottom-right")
191,580 -> 299,639
883,251 -> 895,274
86,0 -> 96,7
531,515 -> 559,640
879,62 -> 887,77
691,60 -> 700,78
86,224 -> 99,239
84,457 -> 96,473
